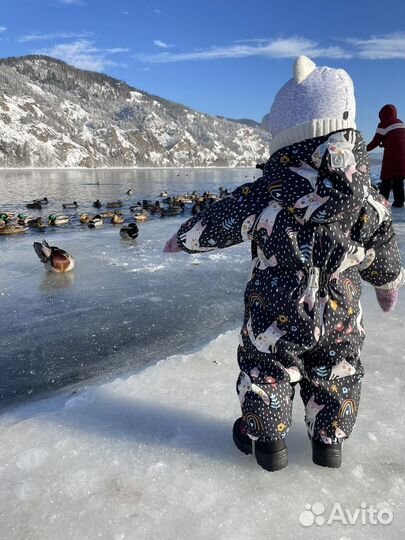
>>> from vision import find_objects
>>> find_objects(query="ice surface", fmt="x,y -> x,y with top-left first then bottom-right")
1,169 -> 404,539
0,169 -> 255,405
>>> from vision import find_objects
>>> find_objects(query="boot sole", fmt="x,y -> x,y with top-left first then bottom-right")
312,442 -> 342,468
233,425 -> 288,472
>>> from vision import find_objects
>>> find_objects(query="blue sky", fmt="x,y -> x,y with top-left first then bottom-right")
1,0 -> 404,140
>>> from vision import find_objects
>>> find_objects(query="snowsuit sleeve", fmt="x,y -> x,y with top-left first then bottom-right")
355,191 -> 402,287
366,127 -> 383,152
176,177 -> 272,253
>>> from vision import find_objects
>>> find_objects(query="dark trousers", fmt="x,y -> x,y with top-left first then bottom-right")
379,178 -> 405,207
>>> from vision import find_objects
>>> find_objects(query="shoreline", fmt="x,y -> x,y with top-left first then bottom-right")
0,166 -> 257,171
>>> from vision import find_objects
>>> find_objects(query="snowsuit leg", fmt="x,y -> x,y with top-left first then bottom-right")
299,342 -> 365,444
236,338 -> 296,441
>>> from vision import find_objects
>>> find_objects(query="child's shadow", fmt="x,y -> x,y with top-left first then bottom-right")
62,389 -> 310,467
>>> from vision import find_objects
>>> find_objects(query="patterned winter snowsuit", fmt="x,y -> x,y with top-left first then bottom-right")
176,129 -> 402,444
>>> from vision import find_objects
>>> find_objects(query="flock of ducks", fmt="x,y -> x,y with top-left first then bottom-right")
1,187 -> 227,273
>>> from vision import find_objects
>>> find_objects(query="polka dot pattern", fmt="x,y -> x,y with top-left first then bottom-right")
176,128 -> 403,443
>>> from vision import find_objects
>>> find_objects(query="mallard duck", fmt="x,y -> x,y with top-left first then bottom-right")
106,200 -> 122,208
27,217 -> 47,229
17,214 -> 33,225
33,240 -> 75,272
62,201 -> 78,209
160,206 -> 183,217
101,210 -> 114,218
111,211 -> 124,224
92,199 -> 102,208
33,197 -> 49,205
0,213 -> 12,223
120,223 -> 139,241
48,214 -> 70,226
79,213 -> 93,224
134,213 -> 148,222
0,211 -> 15,221
88,215 -> 103,228
0,224 -> 28,235
132,208 -> 148,221
150,202 -> 161,214
142,199 -> 152,209
130,204 -> 143,213
27,201 -> 42,209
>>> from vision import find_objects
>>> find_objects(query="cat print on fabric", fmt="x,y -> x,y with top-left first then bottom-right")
289,161 -> 318,188
179,221 -> 213,251
305,395 -> 325,437
357,248 -> 376,271
247,318 -> 287,353
329,359 -> 357,380
335,426 -> 347,441
255,201 -> 282,237
319,428 -> 333,445
238,371 -> 270,406
241,214 -> 256,241
255,248 -> 278,270
286,366 -> 302,383
366,194 -> 391,225
299,267 -> 320,312
333,245 -> 366,275
355,304 -> 366,337
303,192 -> 331,222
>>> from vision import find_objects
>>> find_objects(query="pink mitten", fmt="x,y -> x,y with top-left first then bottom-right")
375,288 -> 398,313
163,233 -> 182,253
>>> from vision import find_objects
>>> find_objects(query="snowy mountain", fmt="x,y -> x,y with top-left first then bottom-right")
0,55 -> 271,168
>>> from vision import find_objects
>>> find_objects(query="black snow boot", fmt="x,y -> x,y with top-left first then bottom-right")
312,439 -> 342,468
232,418 -> 288,472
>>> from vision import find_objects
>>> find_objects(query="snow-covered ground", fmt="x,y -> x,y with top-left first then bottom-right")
0,171 -> 404,540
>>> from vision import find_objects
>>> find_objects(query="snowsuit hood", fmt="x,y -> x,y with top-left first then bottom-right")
379,104 -> 397,125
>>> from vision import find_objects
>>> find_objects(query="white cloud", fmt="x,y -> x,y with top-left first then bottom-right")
18,31 -> 93,43
0,26 -> 7,33
136,33 -> 405,64
153,9 -> 162,14
136,37 -> 351,63
347,33 -> 405,60
34,40 -> 129,71
153,39 -> 172,49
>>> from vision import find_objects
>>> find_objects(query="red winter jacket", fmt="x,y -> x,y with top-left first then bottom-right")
366,104 -> 405,180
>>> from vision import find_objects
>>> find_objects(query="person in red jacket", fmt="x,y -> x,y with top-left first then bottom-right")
367,104 -> 405,207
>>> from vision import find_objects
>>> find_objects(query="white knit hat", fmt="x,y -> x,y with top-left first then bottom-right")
266,56 -> 356,155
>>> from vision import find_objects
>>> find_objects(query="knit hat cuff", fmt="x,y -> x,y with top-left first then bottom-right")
268,118 -> 357,156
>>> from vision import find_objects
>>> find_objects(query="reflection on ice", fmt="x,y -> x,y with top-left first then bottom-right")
40,270 -> 76,291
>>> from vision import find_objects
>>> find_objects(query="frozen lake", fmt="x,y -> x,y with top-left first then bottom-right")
1,164 -> 404,540
0,168 -> 259,408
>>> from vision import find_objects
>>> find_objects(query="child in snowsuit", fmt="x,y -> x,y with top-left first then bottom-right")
366,104 -> 405,207
164,56 -> 404,471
